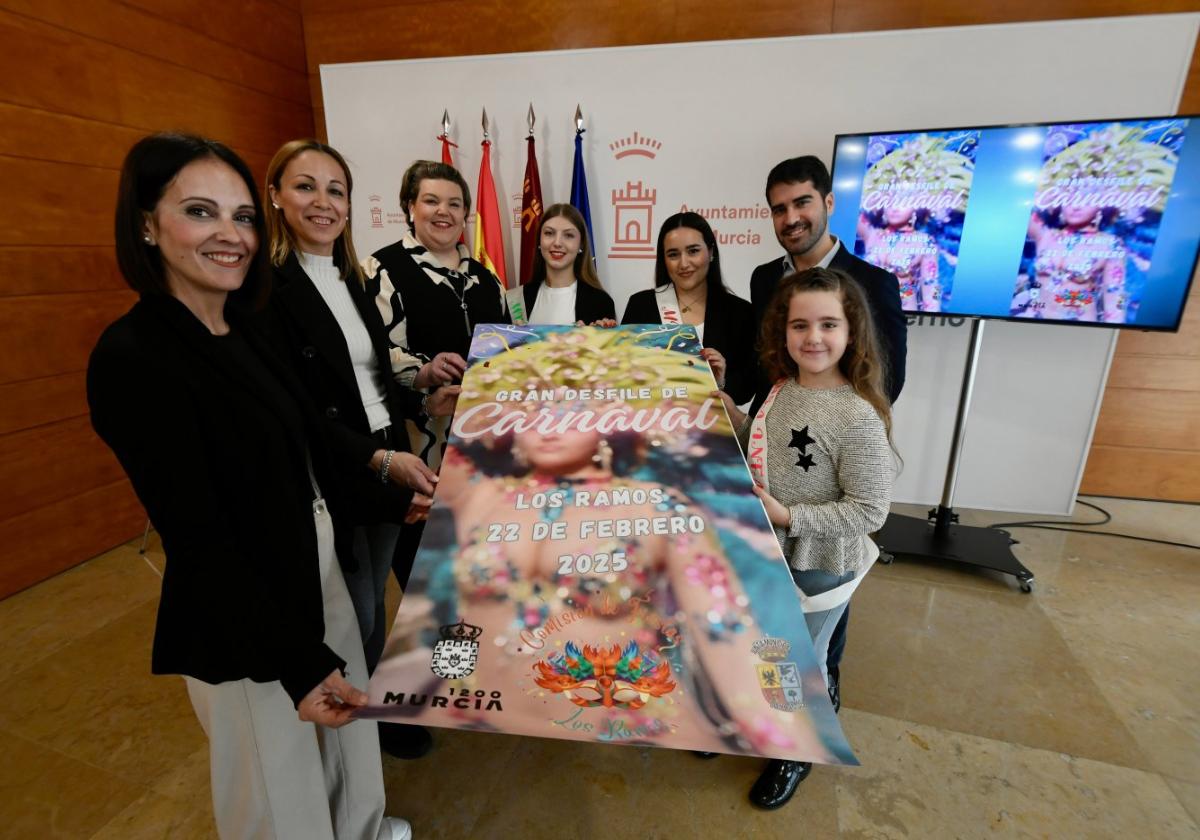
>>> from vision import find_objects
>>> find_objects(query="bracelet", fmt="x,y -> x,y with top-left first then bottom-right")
379,449 -> 395,484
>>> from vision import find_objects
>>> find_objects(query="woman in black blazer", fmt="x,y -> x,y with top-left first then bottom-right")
621,212 -> 756,404
88,133 -> 412,839
264,140 -> 455,761
507,203 -> 616,326
263,140 -> 450,674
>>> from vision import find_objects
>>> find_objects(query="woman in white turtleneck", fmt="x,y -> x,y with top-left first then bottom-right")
263,140 -> 456,713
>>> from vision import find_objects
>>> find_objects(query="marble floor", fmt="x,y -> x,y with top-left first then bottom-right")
1,496 -> 1196,839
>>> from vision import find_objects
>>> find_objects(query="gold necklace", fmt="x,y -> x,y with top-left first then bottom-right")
679,290 -> 705,314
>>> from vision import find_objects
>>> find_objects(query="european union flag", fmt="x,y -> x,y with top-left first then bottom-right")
570,129 -> 596,261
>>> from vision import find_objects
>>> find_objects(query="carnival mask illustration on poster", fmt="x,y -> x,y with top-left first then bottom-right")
363,324 -> 856,765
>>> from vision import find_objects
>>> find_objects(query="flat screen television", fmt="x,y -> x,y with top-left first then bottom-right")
827,116 -> 1200,331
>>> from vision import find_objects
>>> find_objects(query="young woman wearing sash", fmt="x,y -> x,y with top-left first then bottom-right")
718,266 -> 894,810
506,203 -> 616,326
620,212 -> 756,404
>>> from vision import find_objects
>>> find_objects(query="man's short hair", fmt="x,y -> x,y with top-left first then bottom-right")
765,156 -> 832,202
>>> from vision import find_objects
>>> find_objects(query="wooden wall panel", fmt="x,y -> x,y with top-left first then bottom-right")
0,157 -> 117,247
830,1 -> 1199,31
1090,388 -> 1200,450
0,480 -> 145,598
0,373 -> 88,437
1082,283 -> 1200,501
0,12 -> 310,157
0,248 -> 125,298
0,291 -> 136,383
0,0 -> 313,597
1,0 -> 310,105
116,0 -> 309,73
1105,355 -> 1200,392
0,417 -> 129,522
1081,446 -> 1200,502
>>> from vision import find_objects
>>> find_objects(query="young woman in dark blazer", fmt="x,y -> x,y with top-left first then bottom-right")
506,203 -> 616,326
88,133 -> 412,840
621,212 -> 757,404
264,139 -> 453,760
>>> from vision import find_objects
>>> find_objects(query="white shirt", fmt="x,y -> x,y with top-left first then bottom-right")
528,281 -> 578,325
299,252 -> 392,432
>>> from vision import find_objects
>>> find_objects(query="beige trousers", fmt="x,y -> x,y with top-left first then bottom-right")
185,498 -> 389,840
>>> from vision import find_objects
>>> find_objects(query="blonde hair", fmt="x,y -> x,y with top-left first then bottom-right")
265,139 -> 365,286
759,267 -> 894,442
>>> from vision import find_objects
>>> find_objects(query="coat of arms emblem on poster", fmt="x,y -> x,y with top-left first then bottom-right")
752,637 -> 804,712
430,620 -> 482,679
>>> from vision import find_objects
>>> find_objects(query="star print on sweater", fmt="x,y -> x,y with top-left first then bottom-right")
790,426 -> 816,471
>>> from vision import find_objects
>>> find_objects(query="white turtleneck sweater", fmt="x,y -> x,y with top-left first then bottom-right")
299,252 -> 391,432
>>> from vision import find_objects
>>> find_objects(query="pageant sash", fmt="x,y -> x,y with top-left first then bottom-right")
746,379 -> 786,489
656,284 -> 682,325
505,286 -> 528,325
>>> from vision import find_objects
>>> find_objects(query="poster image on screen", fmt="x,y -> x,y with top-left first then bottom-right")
829,116 -> 1200,331
1013,120 -> 1184,324
852,130 -> 980,314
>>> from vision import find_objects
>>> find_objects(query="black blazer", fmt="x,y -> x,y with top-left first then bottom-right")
265,253 -> 417,524
520,276 -> 616,324
750,246 -> 908,403
87,295 -> 354,705
621,287 -> 757,404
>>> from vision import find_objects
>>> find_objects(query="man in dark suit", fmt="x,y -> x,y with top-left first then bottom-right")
750,156 -> 907,402
746,156 -> 908,810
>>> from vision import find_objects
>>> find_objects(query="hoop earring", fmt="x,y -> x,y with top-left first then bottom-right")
592,439 -> 613,472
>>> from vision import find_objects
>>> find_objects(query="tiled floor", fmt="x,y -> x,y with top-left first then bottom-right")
1,496 -> 1196,838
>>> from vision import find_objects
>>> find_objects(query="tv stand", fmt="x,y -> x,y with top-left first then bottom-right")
877,319 -> 1035,593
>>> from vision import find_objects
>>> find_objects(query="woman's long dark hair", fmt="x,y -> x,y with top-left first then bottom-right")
653,212 -> 730,309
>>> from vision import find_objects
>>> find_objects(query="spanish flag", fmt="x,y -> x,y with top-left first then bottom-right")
473,137 -> 508,287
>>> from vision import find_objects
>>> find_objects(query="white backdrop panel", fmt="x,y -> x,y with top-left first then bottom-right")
322,14 -> 1198,514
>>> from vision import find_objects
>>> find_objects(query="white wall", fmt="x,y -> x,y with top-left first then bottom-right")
322,14 -> 1198,514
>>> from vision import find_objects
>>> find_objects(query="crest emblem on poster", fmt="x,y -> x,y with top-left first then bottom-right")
752,637 -> 804,711
431,620 -> 482,679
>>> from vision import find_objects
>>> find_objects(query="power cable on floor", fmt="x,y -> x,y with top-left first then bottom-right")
987,499 -> 1199,551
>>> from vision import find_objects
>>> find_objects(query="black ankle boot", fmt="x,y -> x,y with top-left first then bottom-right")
379,722 -> 432,759
749,759 -> 812,809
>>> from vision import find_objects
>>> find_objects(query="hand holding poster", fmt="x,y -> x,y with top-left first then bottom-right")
364,324 -> 855,765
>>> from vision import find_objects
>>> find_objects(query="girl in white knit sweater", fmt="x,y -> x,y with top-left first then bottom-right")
721,266 -> 895,810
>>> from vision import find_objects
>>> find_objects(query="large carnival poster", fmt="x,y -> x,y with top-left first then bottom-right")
1011,119 -> 1186,324
852,130 -> 980,314
364,324 -> 856,765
